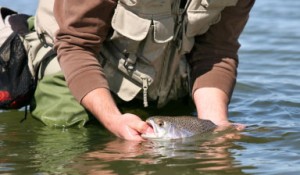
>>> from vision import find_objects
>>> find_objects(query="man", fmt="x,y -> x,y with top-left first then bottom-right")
31,0 -> 255,141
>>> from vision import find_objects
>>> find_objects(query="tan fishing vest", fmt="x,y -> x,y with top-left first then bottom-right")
22,0 -> 59,79
34,0 -> 238,107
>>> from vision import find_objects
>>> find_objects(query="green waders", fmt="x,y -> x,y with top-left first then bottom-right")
30,55 -> 89,128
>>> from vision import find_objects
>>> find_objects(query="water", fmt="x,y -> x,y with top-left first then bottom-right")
1,0 -> 300,174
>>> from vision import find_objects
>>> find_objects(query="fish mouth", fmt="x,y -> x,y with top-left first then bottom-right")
145,120 -> 154,130
141,120 -> 159,139
142,120 -> 170,140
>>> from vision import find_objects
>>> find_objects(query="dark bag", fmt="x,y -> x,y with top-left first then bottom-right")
0,7 -> 35,109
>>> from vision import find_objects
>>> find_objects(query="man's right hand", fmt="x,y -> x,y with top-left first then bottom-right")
81,88 -> 153,141
104,113 -> 154,141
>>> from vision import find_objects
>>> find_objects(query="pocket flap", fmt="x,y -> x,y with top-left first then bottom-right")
103,59 -> 142,101
112,5 -> 151,41
153,17 -> 174,43
117,77 -> 142,101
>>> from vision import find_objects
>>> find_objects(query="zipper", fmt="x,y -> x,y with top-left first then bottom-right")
142,77 -> 150,107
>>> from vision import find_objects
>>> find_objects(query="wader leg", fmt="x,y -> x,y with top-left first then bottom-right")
30,57 -> 90,128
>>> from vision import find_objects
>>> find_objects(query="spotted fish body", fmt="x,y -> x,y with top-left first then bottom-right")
142,116 -> 217,140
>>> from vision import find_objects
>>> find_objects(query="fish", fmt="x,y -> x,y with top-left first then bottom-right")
141,116 -> 217,140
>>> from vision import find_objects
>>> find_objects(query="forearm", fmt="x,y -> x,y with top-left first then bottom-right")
193,87 -> 229,125
81,88 -> 121,130
191,57 -> 237,125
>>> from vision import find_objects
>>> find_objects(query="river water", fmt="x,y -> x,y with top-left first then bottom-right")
1,0 -> 300,174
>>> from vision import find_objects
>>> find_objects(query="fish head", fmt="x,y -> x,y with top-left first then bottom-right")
142,116 -> 185,140
141,117 -> 173,139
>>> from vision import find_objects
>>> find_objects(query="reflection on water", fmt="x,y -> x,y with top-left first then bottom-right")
71,131 -> 249,175
1,0 -> 300,174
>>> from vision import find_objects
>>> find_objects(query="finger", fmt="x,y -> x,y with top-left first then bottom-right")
214,123 -> 245,132
232,123 -> 246,131
129,121 -> 154,134
124,126 -> 146,141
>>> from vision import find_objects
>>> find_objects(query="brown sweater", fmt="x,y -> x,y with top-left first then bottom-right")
53,0 -> 255,103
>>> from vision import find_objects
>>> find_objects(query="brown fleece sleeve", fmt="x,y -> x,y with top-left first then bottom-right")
53,0 -> 117,102
188,0 -> 255,99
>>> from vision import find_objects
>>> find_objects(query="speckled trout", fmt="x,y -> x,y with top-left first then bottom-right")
141,116 -> 217,140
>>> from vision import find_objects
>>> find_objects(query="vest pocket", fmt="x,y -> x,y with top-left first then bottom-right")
103,2 -> 175,102
111,3 -> 174,43
100,41 -> 155,102
185,0 -> 238,37
111,4 -> 151,41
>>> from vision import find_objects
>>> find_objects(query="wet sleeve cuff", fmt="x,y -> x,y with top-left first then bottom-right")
68,68 -> 109,103
191,57 -> 237,100
58,50 -> 109,103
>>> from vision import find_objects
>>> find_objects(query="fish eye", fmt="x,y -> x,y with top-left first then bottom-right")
158,120 -> 164,127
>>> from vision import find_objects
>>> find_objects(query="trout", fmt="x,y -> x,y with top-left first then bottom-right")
142,116 -> 217,140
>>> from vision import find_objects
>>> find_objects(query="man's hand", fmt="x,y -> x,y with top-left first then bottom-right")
81,88 -> 153,141
193,87 -> 245,131
105,113 -> 154,141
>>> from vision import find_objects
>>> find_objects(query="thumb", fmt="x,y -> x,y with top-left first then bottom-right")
130,121 -> 154,134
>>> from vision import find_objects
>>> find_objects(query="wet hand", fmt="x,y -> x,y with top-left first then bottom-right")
107,113 -> 154,141
213,120 -> 246,132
